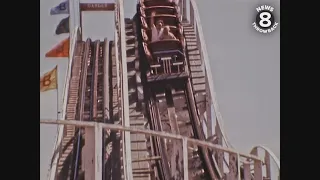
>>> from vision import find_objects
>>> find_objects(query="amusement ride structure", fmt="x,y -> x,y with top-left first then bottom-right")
40,0 -> 280,179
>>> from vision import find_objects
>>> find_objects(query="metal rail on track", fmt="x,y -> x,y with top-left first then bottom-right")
185,80 -> 223,179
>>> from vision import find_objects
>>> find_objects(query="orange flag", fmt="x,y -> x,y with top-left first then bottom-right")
40,66 -> 58,92
45,37 -> 69,57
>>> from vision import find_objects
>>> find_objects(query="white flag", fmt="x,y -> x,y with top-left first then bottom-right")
50,0 -> 69,15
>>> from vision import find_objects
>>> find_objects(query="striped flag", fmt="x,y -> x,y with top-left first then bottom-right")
50,0 -> 69,15
55,16 -> 69,35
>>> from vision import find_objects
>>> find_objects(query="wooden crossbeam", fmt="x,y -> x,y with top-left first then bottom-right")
40,119 -> 262,161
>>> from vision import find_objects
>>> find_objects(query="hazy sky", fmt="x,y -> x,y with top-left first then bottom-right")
40,0 -> 279,179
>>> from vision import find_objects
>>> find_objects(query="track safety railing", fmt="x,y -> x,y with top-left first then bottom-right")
250,145 -> 280,180
41,119 -> 277,180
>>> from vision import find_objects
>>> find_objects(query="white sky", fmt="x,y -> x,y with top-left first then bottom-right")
40,0 -> 279,179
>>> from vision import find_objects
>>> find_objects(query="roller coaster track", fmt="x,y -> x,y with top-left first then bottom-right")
136,19 -> 220,179
145,82 -> 218,179
54,39 -> 111,180
43,0 -> 279,180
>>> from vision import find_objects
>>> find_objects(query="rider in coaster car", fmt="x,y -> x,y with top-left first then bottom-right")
150,11 -> 164,42
150,11 -> 177,42
159,26 -> 176,40
168,0 -> 179,5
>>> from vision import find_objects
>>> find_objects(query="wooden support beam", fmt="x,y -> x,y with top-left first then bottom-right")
167,107 -> 183,180
205,76 -> 213,137
243,161 -> 251,180
265,151 -> 271,179
251,148 -> 263,180
182,138 -> 188,180
84,127 -> 95,180
95,123 -> 103,180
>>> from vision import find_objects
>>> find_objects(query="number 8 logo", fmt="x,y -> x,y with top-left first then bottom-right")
259,12 -> 272,28
42,75 -> 52,86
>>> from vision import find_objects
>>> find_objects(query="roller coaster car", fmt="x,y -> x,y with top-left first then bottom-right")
140,0 -> 177,8
140,16 -> 149,29
139,6 -> 178,17
143,40 -> 188,82
141,29 -> 149,42
141,26 -> 186,48
149,39 -> 183,52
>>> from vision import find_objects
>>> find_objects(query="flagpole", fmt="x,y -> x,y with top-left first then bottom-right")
56,65 -> 59,121
48,65 -> 61,180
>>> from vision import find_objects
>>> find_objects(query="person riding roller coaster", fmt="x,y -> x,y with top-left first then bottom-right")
160,26 -> 176,40
150,11 -> 176,42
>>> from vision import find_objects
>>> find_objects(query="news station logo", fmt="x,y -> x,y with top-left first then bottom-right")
252,5 -> 279,34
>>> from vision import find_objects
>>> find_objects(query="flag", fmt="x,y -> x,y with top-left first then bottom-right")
45,37 -> 69,57
50,0 -> 69,15
55,16 -> 69,35
40,66 -> 58,92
